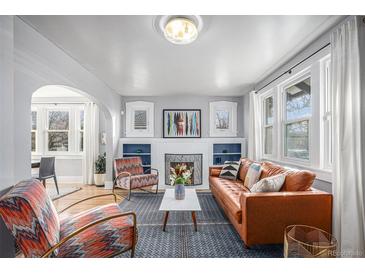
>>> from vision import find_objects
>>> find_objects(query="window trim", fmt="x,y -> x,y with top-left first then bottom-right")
261,92 -> 275,158
31,109 -> 38,153
320,56 -> 332,171
256,51 -> 332,178
78,108 -> 85,153
280,69 -> 312,165
46,108 -> 71,153
31,104 -> 85,157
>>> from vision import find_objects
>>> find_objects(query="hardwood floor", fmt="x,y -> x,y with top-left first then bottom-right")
48,183 -> 126,217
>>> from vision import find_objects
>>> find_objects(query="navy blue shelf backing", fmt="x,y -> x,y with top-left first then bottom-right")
213,143 -> 242,165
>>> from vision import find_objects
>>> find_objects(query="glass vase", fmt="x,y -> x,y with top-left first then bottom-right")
174,184 -> 185,200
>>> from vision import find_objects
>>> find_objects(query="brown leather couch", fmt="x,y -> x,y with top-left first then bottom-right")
209,159 -> 333,248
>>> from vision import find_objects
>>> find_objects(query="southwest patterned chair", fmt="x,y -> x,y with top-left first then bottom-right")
114,157 -> 159,200
0,179 -> 137,258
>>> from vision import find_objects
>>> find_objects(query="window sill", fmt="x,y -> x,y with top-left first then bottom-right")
261,158 -> 332,183
32,153 -> 83,160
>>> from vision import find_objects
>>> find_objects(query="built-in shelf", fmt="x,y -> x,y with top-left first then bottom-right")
122,143 -> 152,173
213,143 -> 242,165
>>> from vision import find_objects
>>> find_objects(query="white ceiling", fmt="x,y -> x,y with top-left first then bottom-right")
21,15 -> 343,96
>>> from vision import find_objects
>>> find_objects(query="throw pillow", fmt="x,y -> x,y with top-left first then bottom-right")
243,163 -> 262,189
251,173 -> 286,193
219,161 -> 240,180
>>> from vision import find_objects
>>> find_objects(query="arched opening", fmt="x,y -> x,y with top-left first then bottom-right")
30,85 -> 114,197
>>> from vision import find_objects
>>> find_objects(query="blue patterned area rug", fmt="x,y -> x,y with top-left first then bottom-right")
118,191 -> 283,258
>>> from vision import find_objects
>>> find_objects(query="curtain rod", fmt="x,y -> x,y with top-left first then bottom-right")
255,42 -> 331,94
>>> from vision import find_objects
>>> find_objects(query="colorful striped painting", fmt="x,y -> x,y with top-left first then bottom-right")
163,110 -> 201,138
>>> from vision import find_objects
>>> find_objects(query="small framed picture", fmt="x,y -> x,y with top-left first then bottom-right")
209,101 -> 237,137
163,109 -> 201,138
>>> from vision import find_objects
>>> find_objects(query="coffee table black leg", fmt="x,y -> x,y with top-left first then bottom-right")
191,211 -> 197,232
163,211 -> 169,232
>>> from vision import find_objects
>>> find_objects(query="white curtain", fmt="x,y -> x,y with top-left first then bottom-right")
331,16 -> 365,257
247,91 -> 262,161
82,102 -> 100,185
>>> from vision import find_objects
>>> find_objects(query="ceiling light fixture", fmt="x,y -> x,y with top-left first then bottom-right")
163,17 -> 199,45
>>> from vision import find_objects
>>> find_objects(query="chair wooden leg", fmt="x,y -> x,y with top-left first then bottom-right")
54,175 -> 59,195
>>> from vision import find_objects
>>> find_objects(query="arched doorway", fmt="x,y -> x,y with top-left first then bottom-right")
30,85 -> 115,193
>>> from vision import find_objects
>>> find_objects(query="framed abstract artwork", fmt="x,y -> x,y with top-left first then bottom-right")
209,101 -> 237,137
163,109 -> 201,138
125,101 -> 154,137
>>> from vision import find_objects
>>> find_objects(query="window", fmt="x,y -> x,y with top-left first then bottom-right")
263,96 -> 274,155
284,77 -> 311,160
258,53 -> 332,178
31,111 -> 37,152
31,104 -> 86,157
79,110 -> 84,152
47,110 -> 70,152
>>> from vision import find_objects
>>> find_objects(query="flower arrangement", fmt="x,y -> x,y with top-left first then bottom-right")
170,163 -> 193,185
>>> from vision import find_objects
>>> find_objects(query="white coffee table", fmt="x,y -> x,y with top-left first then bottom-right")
159,189 -> 202,232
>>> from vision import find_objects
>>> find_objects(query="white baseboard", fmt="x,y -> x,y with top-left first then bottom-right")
57,176 -> 83,183
104,181 -> 113,190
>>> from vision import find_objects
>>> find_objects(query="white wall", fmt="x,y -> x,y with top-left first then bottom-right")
0,16 -> 16,258
0,16 -> 15,190
358,16 -> 365,205
121,95 -> 245,138
0,15 -> 122,257
12,16 -> 122,184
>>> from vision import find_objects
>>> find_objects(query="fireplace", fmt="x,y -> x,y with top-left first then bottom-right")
165,154 -> 203,185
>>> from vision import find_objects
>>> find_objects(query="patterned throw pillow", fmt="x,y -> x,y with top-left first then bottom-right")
251,173 -> 286,193
244,163 -> 262,189
219,161 -> 240,180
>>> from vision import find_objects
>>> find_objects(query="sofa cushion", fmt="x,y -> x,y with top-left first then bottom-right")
260,161 -> 315,191
238,158 -> 254,181
210,168 -> 222,177
210,177 -> 249,223
251,174 -> 286,193
219,161 -> 240,180
244,163 -> 262,189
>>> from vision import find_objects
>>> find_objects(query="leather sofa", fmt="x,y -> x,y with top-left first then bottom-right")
209,159 -> 333,248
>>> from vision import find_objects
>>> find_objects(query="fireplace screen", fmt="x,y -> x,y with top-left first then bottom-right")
165,154 -> 202,185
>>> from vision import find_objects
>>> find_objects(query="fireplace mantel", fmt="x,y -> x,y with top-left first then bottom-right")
118,137 -> 247,189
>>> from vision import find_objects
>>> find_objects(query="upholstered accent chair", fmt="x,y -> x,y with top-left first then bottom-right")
0,179 -> 137,258
114,157 -> 159,200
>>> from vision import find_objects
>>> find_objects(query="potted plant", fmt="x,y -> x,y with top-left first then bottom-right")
94,152 -> 106,187
169,163 -> 193,200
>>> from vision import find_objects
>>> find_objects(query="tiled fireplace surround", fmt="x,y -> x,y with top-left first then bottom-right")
165,153 -> 203,186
